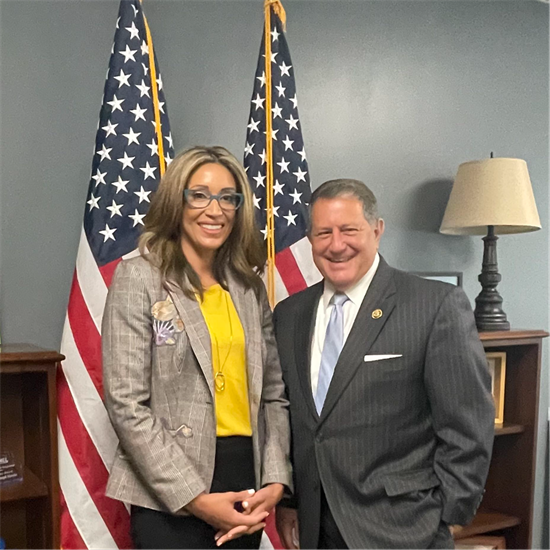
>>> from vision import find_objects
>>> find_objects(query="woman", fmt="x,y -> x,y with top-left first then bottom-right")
102,146 -> 292,549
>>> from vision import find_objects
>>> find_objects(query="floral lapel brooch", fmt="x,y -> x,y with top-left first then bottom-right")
151,295 -> 184,346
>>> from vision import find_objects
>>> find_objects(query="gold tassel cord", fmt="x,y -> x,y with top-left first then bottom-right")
264,0 -> 286,30
264,1 -> 277,307
141,1 -> 167,176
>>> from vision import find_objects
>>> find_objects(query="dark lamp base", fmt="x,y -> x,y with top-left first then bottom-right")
474,226 -> 511,332
474,312 -> 511,332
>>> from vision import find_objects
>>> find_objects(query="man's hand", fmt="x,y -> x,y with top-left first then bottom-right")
448,524 -> 463,537
276,505 -> 299,549
185,490 -> 268,533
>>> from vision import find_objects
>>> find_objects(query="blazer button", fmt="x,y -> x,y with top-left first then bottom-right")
315,433 -> 323,443
176,424 -> 193,438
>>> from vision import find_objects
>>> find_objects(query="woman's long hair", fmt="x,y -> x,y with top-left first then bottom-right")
139,145 -> 265,297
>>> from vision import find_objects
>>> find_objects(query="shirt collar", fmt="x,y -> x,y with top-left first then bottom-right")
322,253 -> 380,310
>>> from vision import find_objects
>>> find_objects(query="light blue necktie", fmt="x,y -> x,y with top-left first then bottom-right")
315,293 -> 349,414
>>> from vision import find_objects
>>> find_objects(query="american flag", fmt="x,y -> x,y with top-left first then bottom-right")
57,0 -> 173,547
244,4 -> 320,305
245,4 -> 320,548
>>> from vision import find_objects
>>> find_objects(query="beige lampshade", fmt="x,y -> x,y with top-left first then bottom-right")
440,158 -> 541,236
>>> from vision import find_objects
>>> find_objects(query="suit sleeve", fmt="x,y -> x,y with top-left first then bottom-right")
424,286 -> 495,525
258,287 -> 294,492
102,261 -> 206,513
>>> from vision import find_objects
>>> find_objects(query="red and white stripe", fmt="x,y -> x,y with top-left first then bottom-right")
58,229 -> 134,549
273,236 -> 322,303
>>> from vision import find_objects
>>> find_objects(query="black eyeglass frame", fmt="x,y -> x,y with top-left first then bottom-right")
183,189 -> 244,211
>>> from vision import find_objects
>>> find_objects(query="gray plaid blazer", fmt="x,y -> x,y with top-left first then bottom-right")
102,255 -> 292,514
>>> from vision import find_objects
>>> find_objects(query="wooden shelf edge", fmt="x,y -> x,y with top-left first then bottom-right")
479,329 -> 549,342
454,511 -> 521,540
0,466 -> 48,502
494,423 -> 525,436
0,344 -> 64,364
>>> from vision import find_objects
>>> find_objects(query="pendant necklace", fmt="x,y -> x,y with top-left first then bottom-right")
213,290 -> 233,392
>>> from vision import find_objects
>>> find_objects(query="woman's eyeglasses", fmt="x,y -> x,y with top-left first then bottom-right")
183,189 -> 244,211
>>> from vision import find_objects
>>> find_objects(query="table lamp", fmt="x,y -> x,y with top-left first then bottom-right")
440,157 -> 541,331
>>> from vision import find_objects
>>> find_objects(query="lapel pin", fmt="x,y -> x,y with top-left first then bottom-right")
372,309 -> 383,319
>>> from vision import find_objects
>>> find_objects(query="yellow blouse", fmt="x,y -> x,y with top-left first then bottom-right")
198,284 -> 252,437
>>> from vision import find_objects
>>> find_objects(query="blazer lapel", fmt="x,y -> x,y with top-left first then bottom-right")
294,282 -> 324,421
226,273 -> 262,426
164,279 -> 215,399
319,258 -> 397,424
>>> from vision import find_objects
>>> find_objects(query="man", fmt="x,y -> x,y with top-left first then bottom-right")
273,179 -> 494,549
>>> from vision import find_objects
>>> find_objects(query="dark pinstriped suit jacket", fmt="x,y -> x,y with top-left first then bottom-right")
273,257 -> 494,549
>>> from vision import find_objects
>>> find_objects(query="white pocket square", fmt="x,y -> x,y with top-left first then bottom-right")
364,354 -> 402,362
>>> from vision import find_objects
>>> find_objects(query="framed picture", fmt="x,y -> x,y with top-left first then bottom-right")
411,272 -> 462,287
486,351 -> 506,425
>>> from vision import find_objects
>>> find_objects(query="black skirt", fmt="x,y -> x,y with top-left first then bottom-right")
131,436 -> 262,549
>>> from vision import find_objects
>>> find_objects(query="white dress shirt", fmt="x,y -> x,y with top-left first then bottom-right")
310,253 -> 380,396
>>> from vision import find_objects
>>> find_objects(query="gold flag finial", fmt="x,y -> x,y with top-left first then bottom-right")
265,0 -> 286,30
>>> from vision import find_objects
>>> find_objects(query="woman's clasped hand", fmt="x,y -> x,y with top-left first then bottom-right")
211,483 -> 285,546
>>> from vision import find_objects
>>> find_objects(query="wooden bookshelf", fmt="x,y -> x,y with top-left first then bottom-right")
0,467 -> 48,502
454,330 -> 548,549
0,344 -> 64,549
494,423 -> 525,436
455,511 -> 521,540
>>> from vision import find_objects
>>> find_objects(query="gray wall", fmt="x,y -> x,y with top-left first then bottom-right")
1,0 -> 548,545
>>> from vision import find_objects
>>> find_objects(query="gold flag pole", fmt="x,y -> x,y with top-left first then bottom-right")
263,0 -> 286,307
141,0 -> 167,176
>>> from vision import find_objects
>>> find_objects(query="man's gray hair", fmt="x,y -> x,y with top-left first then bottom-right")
308,178 -> 380,231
